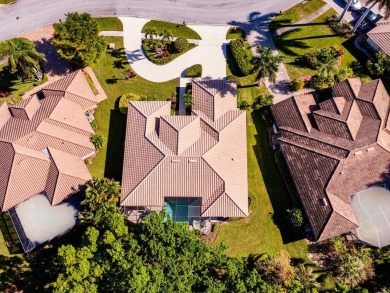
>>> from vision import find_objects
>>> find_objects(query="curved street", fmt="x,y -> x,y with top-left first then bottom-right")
0,0 -> 299,40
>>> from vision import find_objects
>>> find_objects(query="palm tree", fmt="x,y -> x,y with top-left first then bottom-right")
351,0 -> 390,33
149,39 -> 164,53
253,45 -> 283,84
367,51 -> 390,76
294,264 -> 320,292
90,133 -> 105,149
145,27 -> 157,40
337,254 -> 369,287
161,29 -> 173,45
0,38 -> 46,81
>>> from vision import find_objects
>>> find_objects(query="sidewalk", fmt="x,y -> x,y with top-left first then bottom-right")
276,4 -> 331,35
119,17 -> 229,83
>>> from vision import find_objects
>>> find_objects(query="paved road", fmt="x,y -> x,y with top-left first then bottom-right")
0,0 -> 300,41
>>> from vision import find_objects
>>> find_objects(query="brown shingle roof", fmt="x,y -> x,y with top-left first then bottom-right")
367,20 -> 390,56
272,78 -> 390,241
0,70 -> 102,211
121,79 -> 248,218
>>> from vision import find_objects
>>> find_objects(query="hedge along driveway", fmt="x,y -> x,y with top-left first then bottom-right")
120,17 -> 229,81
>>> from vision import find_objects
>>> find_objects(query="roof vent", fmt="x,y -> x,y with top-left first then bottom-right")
171,159 -> 180,163
188,159 -> 197,163
319,197 -> 328,206
366,147 -> 375,152
354,151 -> 363,156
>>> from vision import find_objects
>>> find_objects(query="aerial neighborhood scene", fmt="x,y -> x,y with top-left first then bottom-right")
0,0 -> 389,291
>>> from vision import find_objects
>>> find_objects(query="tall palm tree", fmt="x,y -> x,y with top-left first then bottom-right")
0,38 -> 46,81
145,27 -> 157,40
161,29 -> 173,45
351,0 -> 390,33
253,45 -> 283,84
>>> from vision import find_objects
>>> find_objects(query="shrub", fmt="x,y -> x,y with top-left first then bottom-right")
229,39 -> 254,76
85,158 -> 92,165
119,93 -> 140,114
174,37 -> 189,52
185,64 -> 202,77
327,14 -> 353,37
310,74 -> 334,90
212,223 -> 219,233
252,93 -> 274,110
303,45 -> 344,70
90,120 -> 98,130
290,79 -> 304,92
33,74 -> 48,86
90,133 -> 105,149
367,51 -> 390,77
239,100 -> 250,110
286,208 -> 304,229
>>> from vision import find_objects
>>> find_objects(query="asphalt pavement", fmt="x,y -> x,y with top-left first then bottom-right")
0,0 -> 300,40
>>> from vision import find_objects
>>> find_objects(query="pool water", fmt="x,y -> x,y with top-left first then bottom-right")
164,198 -> 201,223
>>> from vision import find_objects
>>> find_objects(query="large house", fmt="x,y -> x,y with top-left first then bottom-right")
0,69 -> 105,251
271,78 -> 390,247
367,19 -> 390,56
121,79 -> 248,224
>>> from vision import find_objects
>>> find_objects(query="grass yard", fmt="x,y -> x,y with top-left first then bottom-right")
89,37 -> 176,180
142,20 -> 201,40
95,17 -> 123,32
0,230 -> 9,257
226,27 -> 246,39
270,0 -> 327,31
273,8 -> 368,80
0,0 -> 15,4
0,63 -> 35,104
214,44 -> 309,261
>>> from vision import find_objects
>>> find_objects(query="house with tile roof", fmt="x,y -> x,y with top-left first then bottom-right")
367,20 -> 390,56
271,78 -> 390,245
0,69 -> 104,212
121,79 -> 248,224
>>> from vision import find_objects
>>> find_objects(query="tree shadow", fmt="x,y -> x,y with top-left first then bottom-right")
273,30 -> 312,57
104,102 -> 126,181
251,109 -> 305,245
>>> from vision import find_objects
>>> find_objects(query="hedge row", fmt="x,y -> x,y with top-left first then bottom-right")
229,39 -> 253,76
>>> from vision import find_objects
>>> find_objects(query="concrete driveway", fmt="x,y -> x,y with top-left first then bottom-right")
0,0 -> 301,41
120,17 -> 229,82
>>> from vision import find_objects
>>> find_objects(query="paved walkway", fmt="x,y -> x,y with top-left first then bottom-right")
276,4 -> 331,35
119,17 -> 229,82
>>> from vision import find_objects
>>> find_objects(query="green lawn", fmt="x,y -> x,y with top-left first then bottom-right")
0,63 -> 35,104
0,230 -> 9,257
95,17 -> 123,32
89,37 -> 176,180
273,8 -> 368,80
226,27 -> 246,39
0,0 -> 15,4
270,0 -> 327,31
142,21 -> 201,40
214,44 -> 309,261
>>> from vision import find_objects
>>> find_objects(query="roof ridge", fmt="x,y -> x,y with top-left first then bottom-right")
292,96 -> 311,132
279,137 -> 342,161
130,101 -> 170,118
193,78 -> 230,97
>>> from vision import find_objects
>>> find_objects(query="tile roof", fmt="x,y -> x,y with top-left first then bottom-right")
367,19 -> 390,56
271,78 -> 390,241
121,79 -> 248,218
0,70 -> 101,211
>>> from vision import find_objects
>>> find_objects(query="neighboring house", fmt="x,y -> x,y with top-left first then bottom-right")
367,20 -> 390,56
0,69 -> 105,252
271,78 -> 390,247
121,79 -> 248,225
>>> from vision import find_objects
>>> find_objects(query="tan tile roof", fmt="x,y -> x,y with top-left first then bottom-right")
271,78 -> 390,241
0,70 -> 102,211
121,79 -> 248,218
367,20 -> 390,56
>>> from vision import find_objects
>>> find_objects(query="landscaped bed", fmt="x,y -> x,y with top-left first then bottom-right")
226,27 -> 246,39
142,20 -> 201,39
273,9 -> 369,80
270,0 -> 327,32
142,40 -> 196,65
89,36 -> 176,180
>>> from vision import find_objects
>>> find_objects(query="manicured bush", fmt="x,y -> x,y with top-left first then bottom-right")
290,79 -> 304,92
303,45 -> 344,70
229,39 -> 253,76
90,120 -> 98,130
185,64 -> 202,77
119,93 -> 140,114
174,37 -> 189,52
286,208 -> 304,229
327,14 -> 352,37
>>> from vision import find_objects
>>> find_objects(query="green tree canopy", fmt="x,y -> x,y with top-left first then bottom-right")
253,46 -> 283,83
52,12 -> 106,67
0,38 -> 46,81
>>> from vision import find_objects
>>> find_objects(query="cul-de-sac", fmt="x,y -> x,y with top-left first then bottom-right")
0,0 -> 389,291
